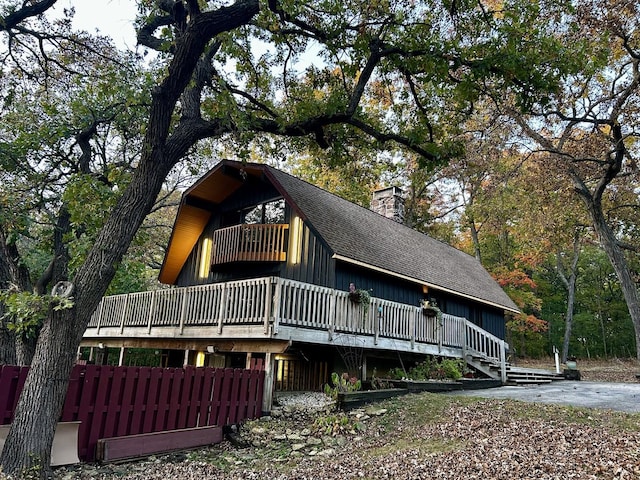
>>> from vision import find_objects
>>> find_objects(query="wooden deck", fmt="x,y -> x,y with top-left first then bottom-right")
83,276 -> 508,382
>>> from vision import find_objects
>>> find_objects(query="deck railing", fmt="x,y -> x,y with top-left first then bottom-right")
87,276 -> 506,372
212,224 -> 288,264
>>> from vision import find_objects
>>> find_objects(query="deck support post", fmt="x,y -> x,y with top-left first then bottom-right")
118,347 -> 126,366
262,352 -> 275,413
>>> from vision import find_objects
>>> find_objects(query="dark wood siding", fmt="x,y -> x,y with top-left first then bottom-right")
175,190 -> 335,288
280,221 -> 334,288
335,262 -> 423,306
335,261 -> 506,340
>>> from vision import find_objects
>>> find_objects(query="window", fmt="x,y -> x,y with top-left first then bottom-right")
243,198 -> 285,224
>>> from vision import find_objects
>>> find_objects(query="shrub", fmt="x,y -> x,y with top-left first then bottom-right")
324,372 -> 362,399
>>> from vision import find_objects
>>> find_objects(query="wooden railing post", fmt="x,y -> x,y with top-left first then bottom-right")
147,290 -> 156,334
95,300 -> 104,335
263,278 -> 273,335
499,340 -> 507,384
327,290 -> 336,341
178,289 -> 188,334
120,294 -> 129,334
374,305 -> 380,345
271,278 -> 281,335
410,310 -> 416,349
217,284 -> 227,334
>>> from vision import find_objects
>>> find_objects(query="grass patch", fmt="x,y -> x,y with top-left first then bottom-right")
365,436 -> 467,458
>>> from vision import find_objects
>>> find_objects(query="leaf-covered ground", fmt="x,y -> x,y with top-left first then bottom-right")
54,386 -> 640,480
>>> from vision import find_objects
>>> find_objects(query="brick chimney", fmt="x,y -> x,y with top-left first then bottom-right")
371,186 -> 405,224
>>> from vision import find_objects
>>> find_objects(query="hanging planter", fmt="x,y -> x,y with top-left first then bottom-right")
349,289 -> 371,305
421,300 -> 442,321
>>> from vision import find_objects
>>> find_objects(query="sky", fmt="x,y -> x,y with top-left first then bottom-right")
59,0 -> 139,48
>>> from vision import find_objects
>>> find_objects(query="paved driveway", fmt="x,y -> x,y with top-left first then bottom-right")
449,381 -> 640,413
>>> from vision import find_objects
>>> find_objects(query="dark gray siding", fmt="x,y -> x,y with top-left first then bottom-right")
335,261 -> 506,340
175,181 -> 335,288
335,262 -> 422,306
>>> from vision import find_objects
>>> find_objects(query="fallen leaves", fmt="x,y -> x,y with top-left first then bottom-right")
52,391 -> 640,480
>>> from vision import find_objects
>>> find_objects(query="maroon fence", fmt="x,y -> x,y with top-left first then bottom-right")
0,365 -> 264,461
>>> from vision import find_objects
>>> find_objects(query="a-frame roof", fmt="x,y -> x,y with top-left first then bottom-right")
159,160 -> 519,313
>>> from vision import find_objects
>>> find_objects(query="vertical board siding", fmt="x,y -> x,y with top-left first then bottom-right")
0,365 -> 264,462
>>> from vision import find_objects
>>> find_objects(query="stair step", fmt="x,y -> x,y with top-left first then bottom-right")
509,378 -> 553,384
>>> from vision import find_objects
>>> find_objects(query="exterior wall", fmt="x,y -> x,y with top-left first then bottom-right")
175,178 -> 335,288
428,294 -> 506,340
335,262 -> 422,306
335,260 -> 506,340
172,174 -> 505,340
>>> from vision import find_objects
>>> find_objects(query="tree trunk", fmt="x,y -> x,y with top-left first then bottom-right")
0,3 -> 260,476
15,336 -> 37,366
468,216 -> 482,262
0,314 -> 16,365
585,199 -> 640,359
557,233 -> 581,363
0,153 -> 176,477
0,226 -> 33,365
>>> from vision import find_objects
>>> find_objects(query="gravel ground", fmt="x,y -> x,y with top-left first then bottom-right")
51,380 -> 640,480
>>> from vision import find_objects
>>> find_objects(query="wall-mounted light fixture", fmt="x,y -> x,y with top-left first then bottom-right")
198,237 -> 212,279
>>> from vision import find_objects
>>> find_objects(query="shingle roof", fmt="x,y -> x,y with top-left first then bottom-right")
265,164 -> 519,313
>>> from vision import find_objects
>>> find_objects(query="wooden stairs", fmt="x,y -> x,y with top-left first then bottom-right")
466,354 -> 564,385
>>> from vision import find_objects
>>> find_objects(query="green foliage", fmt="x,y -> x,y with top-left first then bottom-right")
312,413 -> 364,436
389,357 -> 464,381
323,372 -> 362,399
0,290 -> 74,339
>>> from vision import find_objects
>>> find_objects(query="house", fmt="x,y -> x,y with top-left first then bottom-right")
82,160 -> 520,409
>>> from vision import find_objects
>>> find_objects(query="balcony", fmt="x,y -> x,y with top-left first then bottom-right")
212,224 -> 289,265
84,276 -> 509,383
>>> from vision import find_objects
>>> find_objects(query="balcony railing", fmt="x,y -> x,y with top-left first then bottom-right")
85,276 -> 508,381
212,224 -> 288,265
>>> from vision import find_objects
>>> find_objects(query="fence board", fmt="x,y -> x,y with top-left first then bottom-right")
0,365 -> 264,462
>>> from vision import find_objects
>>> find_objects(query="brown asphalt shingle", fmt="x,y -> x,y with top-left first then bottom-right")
266,164 -> 519,313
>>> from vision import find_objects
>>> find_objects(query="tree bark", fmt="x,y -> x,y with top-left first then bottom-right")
587,202 -> 640,359
0,2 -> 259,476
0,225 -> 33,365
556,232 -> 581,363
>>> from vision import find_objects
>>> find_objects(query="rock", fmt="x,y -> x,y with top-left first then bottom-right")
365,407 -> 388,416
273,434 -> 287,441
306,437 -> 322,446
301,428 -> 311,436
291,443 -> 306,451
251,426 -> 266,435
318,448 -> 335,456
288,433 -> 304,441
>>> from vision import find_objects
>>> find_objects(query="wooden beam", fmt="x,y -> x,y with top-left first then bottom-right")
80,338 -> 291,354
96,426 -> 223,462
